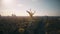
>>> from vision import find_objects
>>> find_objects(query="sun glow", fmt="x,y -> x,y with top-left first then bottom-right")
0,0 -> 26,16
1,0 -> 13,5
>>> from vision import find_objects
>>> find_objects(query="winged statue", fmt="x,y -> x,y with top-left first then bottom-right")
26,9 -> 35,18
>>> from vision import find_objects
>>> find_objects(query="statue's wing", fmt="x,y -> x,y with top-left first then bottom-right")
26,11 -> 31,14
26,10 -> 33,17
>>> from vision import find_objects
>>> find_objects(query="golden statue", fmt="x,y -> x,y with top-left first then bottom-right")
26,9 -> 35,18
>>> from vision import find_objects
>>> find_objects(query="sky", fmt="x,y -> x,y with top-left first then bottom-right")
0,0 -> 60,16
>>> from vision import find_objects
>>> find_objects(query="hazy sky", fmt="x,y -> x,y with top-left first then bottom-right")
0,0 -> 60,16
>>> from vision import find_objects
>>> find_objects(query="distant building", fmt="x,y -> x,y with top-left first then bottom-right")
11,14 -> 17,19
12,14 -> 16,17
